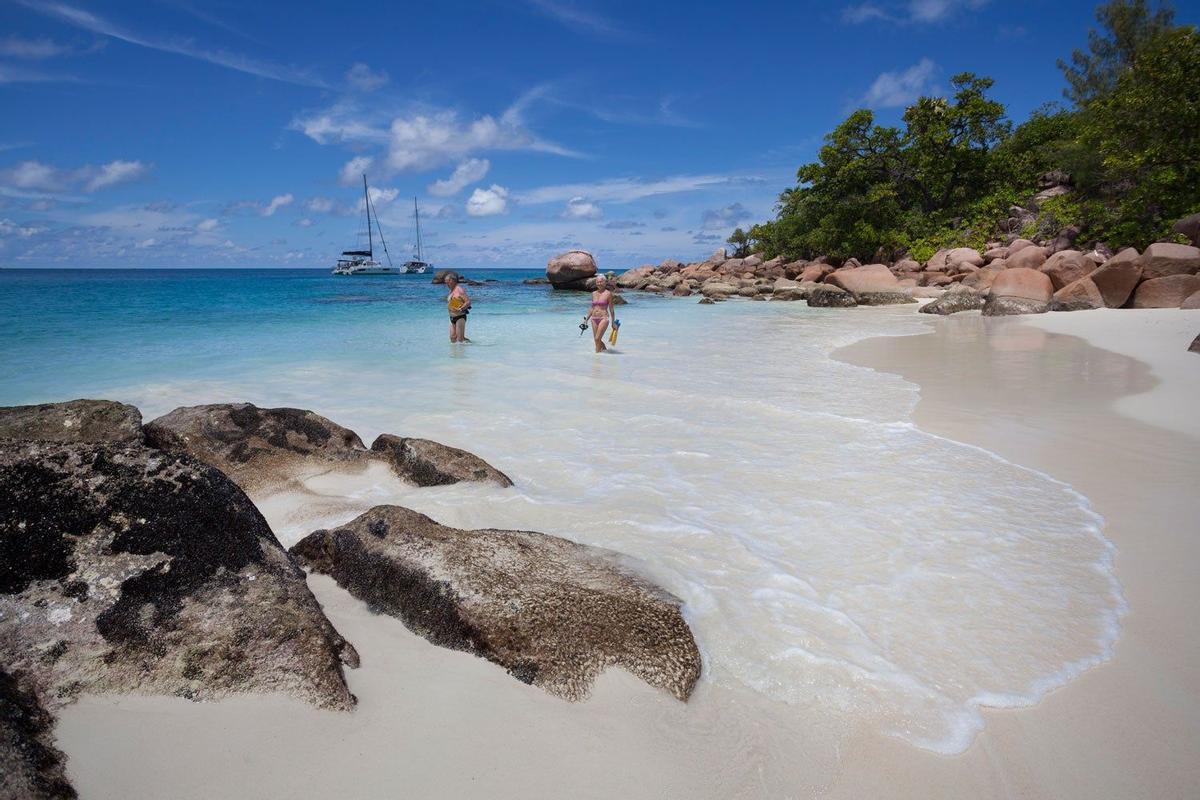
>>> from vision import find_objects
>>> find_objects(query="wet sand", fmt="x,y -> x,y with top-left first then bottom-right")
53,307 -> 1200,799
832,309 -> 1200,799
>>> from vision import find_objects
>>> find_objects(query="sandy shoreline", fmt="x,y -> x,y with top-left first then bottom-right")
52,307 -> 1199,799
832,309 -> 1200,799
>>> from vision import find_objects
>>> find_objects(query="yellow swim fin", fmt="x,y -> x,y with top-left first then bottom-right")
608,319 -> 620,345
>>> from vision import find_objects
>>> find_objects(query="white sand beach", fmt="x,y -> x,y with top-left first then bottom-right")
50,306 -> 1200,799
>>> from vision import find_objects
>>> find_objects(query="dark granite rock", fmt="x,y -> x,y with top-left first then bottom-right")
1,668 -> 75,800
919,288 -> 985,315
854,292 -> 917,306
982,296 -> 1050,316
0,441 -> 358,714
0,400 -> 143,446
144,403 -> 367,491
370,435 -> 512,487
807,285 -> 858,308
145,403 -> 512,494
291,506 -> 702,702
1190,334 -> 1200,354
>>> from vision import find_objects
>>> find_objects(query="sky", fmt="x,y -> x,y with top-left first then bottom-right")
0,0 -> 1190,270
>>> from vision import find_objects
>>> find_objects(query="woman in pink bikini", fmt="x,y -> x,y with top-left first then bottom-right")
585,274 -> 614,353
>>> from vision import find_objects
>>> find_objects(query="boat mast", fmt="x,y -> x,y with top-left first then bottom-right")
413,197 -> 423,262
363,174 -> 373,258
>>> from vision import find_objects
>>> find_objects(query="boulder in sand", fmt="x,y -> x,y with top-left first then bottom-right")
0,438 -> 358,710
1040,250 -> 1096,290
983,268 -> 1053,316
1006,245 -> 1048,271
1131,275 -> 1200,309
1089,248 -> 1142,308
546,250 -> 597,289
1181,290 -> 1200,310
919,285 -> 984,315
946,247 -> 984,269
1,667 -> 75,800
145,403 -> 510,494
1051,276 -> 1104,311
0,400 -> 143,446
825,264 -> 912,304
807,285 -> 857,308
144,403 -> 368,492
290,506 -> 701,702
370,435 -> 512,487
1137,242 -> 1200,280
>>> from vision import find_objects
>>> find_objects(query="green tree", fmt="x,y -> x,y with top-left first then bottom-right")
1081,25 -> 1200,244
1058,0 -> 1176,105
726,227 -> 750,257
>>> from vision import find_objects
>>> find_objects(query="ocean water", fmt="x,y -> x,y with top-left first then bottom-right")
0,268 -> 1125,753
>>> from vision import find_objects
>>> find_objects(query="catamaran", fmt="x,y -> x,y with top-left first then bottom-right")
401,197 -> 430,274
332,175 -> 399,275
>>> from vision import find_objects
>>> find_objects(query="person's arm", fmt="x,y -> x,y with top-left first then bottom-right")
608,291 -> 616,322
460,288 -> 471,310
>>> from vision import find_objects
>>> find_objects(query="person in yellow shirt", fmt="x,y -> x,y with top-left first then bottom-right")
446,273 -> 471,343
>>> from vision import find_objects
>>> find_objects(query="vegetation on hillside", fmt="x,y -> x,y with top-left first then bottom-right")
733,0 -> 1199,262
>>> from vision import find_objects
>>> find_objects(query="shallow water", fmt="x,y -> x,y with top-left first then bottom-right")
1,269 -> 1125,753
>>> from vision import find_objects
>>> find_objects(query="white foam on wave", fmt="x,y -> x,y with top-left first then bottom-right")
105,298 -> 1124,754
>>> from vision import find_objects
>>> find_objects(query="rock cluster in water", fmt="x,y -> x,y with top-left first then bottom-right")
291,505 -> 702,702
611,234 -> 1200,317
1,399 -> 700,797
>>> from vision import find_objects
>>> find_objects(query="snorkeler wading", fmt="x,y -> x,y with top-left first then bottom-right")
584,274 -> 614,353
446,273 -> 471,343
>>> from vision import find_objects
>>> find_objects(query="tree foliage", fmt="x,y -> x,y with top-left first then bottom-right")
744,0 -> 1196,262
1058,0 -> 1175,105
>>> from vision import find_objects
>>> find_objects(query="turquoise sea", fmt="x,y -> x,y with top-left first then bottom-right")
0,267 -> 1123,754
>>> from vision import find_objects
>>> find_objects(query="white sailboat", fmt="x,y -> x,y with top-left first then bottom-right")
400,197 -> 431,274
332,175 -> 400,275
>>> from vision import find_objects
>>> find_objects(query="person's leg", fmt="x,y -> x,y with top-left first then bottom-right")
454,317 -> 467,342
593,318 -> 609,352
448,318 -> 456,342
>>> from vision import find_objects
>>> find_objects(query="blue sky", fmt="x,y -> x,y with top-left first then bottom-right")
0,0 -> 1189,269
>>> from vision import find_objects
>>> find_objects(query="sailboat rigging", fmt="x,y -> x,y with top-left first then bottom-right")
332,174 -> 400,275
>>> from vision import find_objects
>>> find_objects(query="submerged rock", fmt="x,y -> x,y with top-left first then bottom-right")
145,403 -> 510,493
370,435 -> 512,487
0,440 -> 358,712
0,400 -> 143,446
291,506 -> 702,703
1,668 -> 75,800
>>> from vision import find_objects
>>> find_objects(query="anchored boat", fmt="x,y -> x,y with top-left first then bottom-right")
400,197 -> 430,274
332,174 -> 399,275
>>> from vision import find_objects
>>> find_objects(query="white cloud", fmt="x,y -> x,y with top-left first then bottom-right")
700,202 -> 751,231
305,196 -> 335,213
22,1 -> 328,87
0,35 -> 71,59
562,196 -> 601,220
0,218 -> 45,237
293,88 -> 578,181
842,0 -> 990,24
859,58 -> 937,108
136,237 -> 156,248
338,156 -> 374,186
0,158 -> 149,193
262,193 -> 294,216
524,0 -> 626,38
514,173 -> 750,206
346,62 -> 388,91
84,160 -> 149,191
296,218 -> 314,228
428,158 -> 490,197
466,184 -> 509,217
196,218 -> 219,231
367,186 -> 399,207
